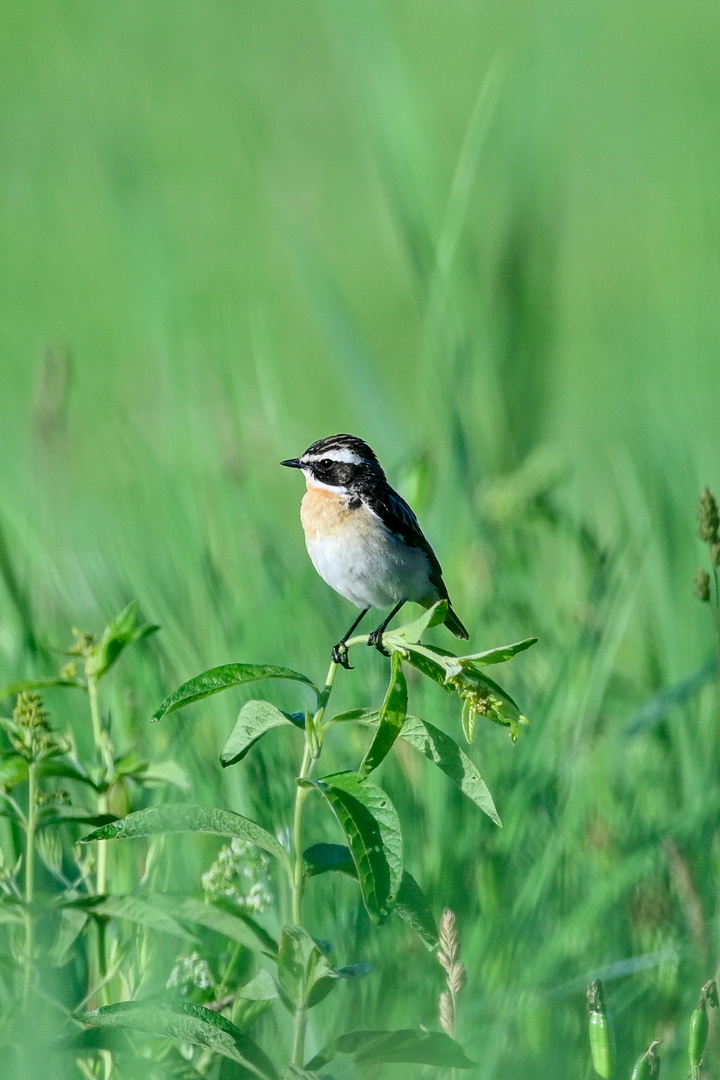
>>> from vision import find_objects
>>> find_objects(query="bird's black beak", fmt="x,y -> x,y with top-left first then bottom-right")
280,458 -> 302,469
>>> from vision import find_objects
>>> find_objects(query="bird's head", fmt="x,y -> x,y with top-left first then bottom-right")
281,434 -> 385,493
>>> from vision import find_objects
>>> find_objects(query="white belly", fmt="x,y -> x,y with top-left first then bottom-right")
306,523 -> 436,610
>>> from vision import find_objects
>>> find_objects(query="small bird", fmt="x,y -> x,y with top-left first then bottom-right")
281,434 -> 468,667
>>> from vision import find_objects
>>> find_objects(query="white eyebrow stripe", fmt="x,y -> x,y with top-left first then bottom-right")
302,449 -> 363,465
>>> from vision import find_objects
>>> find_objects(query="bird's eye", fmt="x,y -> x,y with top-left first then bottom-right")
320,459 -> 332,468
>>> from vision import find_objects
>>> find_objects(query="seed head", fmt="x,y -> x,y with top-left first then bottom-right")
699,488 -> 720,546
439,990 -> 454,1035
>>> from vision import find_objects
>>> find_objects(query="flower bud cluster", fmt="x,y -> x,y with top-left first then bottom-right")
202,838 -> 274,914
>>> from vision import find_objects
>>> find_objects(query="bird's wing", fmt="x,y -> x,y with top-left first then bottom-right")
362,483 -> 449,599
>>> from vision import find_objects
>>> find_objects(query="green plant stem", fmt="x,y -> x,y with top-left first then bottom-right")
23,760 -> 37,1009
88,673 -> 112,999
289,654 -> 343,1067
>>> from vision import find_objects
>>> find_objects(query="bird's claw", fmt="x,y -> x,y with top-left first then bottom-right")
332,642 -> 353,670
367,629 -> 390,657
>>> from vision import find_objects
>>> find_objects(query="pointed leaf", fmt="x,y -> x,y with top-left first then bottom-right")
86,601 -> 159,680
86,895 -> 198,941
304,843 -> 355,877
0,755 -> 28,788
304,844 -> 437,950
393,871 -> 439,949
153,665 -> 316,721
81,1000 -> 279,1078
221,701 -> 303,767
387,642 -> 455,690
387,601 -> 448,643
326,712 -> 501,825
0,676 -> 84,698
306,1029 -> 475,1070
79,804 -> 291,874
278,924 -> 339,1010
457,637 -> 538,666
301,773 -> 402,924
160,896 -> 278,952
239,969 -> 278,1001
283,1069 -> 323,1080
360,652 -> 407,774
399,715 -> 501,826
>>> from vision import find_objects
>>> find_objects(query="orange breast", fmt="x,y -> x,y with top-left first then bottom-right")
300,485 -> 358,540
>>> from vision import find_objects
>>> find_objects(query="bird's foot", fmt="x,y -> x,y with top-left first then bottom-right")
332,641 -> 353,670
367,628 -> 390,657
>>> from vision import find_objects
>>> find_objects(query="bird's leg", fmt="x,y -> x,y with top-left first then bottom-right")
332,607 -> 370,670
367,600 -> 406,656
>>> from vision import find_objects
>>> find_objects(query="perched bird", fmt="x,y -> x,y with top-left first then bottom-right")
281,434 -> 468,667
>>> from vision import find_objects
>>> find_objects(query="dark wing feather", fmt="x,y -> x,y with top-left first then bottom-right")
362,483 -> 449,600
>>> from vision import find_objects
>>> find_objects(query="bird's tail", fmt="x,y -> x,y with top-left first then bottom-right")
444,604 -> 469,640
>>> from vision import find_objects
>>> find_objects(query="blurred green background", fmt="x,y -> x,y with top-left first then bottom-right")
2,0 -> 720,1075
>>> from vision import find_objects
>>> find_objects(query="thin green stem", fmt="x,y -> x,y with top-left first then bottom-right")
88,673 -> 113,1002
23,760 -> 37,1009
289,655 -> 343,1067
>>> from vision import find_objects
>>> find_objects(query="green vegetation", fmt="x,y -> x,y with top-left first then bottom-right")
1,1 -> 720,1076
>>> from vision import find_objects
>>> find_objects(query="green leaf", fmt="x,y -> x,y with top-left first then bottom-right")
389,642 -> 455,690
306,1029 -> 475,1070
81,1000 -> 279,1078
79,804 -> 291,874
278,925 -> 339,1010
159,896 -> 278,953
326,711 -> 501,825
392,872 -> 439,949
86,601 -> 159,680
153,664 -> 316,721
0,676 -> 85,699
386,600 -> 448,643
282,1068 -> 323,1080
129,759 -> 191,792
39,808 -> 118,829
456,636 -> 538,666
0,755 -> 28,788
304,843 -> 356,877
221,700 -> 303,768
238,969 -> 278,1001
48,907 -> 88,966
360,652 -> 407,775
449,668 -> 528,738
39,758 -> 99,788
303,844 -> 437,950
85,895 -> 199,941
399,715 -> 501,826
301,773 -> 402,924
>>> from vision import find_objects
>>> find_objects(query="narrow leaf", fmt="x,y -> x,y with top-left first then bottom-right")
399,715 -> 501,826
86,895 -> 198,941
386,601 -> 448,643
360,652 -> 407,774
306,1029 -> 475,1070
153,665 -> 316,721
304,844 -> 437,950
457,636 -> 538,666
302,773 -> 402,924
0,677 -> 84,698
393,872 -> 439,949
86,601 -> 159,680
160,896 -> 278,952
283,1069 -> 323,1080
79,804 -> 291,874
221,700 -> 302,768
81,1000 -> 279,1078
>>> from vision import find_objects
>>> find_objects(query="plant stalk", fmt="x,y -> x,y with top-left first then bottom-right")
289,654 -> 343,1066
23,760 -> 37,1009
